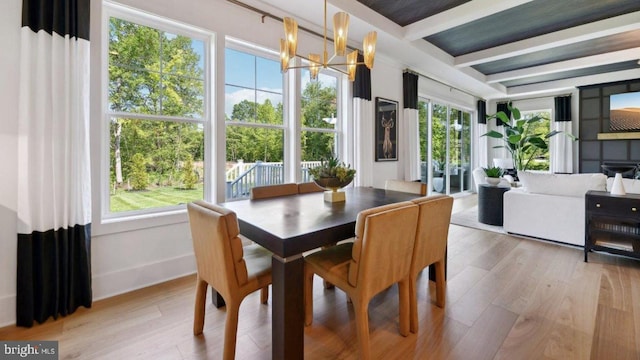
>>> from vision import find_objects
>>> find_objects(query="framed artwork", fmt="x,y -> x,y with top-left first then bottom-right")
375,97 -> 398,161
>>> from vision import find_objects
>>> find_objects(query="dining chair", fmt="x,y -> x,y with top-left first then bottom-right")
409,195 -> 453,334
304,201 -> 419,360
297,181 -> 325,194
250,183 -> 298,199
384,179 -> 427,195
187,200 -> 272,360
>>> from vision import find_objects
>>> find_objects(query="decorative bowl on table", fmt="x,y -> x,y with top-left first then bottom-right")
309,156 -> 356,202
313,176 -> 354,191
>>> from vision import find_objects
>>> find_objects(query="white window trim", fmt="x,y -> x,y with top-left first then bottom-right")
94,3 -> 215,235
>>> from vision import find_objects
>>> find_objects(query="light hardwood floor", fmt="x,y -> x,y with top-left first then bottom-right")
1,195 -> 640,359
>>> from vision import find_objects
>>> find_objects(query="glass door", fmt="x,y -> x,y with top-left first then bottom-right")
421,100 -> 472,195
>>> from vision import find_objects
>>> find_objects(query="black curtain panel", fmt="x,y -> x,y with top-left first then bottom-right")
353,53 -> 371,100
402,71 -> 418,109
554,95 -> 572,122
496,102 -> 511,126
477,100 -> 487,124
17,0 -> 92,327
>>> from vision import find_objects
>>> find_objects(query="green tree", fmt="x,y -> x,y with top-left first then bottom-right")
130,153 -> 149,190
301,81 -> 337,161
181,153 -> 197,190
108,18 -> 204,190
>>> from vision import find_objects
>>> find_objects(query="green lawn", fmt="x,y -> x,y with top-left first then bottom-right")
110,184 -> 204,213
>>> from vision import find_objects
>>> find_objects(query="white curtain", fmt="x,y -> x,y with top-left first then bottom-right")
404,108 -> 420,180
552,121 -> 573,173
17,0 -> 92,327
353,98 -> 373,186
477,123 -> 489,168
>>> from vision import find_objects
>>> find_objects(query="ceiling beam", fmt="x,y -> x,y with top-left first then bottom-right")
328,0 -> 404,39
486,47 -> 640,83
455,11 -> 640,68
403,0 -> 533,41
507,68 -> 640,97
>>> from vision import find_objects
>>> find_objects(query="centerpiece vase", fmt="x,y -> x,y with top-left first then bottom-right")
313,177 -> 353,203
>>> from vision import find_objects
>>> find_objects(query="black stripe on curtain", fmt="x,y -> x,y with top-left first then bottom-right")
353,53 -> 371,100
17,225 -> 92,326
22,0 -> 90,40
402,72 -> 418,109
496,102 -> 511,126
477,100 -> 487,124
554,95 -> 572,122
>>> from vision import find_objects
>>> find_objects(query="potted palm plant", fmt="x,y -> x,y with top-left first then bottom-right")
481,102 -> 576,171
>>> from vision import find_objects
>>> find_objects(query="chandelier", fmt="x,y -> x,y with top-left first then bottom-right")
279,0 -> 377,81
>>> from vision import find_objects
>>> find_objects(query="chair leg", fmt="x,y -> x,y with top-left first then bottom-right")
321,244 -> 336,289
193,276 -> 208,335
304,266 -> 314,326
260,286 -> 269,304
398,278 -> 410,337
353,297 -> 371,360
435,260 -> 446,308
408,274 -> 419,334
223,301 -> 241,360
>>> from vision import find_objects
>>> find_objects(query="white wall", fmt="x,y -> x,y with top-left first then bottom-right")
0,0 -> 21,327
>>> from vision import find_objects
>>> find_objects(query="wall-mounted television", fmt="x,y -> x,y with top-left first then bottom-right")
610,91 -> 640,131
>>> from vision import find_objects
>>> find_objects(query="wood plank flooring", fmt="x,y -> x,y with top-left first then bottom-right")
1,194 -> 640,359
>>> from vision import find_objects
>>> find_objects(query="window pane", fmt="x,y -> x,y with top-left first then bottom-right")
162,74 -> 204,118
109,67 -> 161,114
256,57 -> 282,92
109,117 -> 204,213
256,91 -> 283,124
301,131 -> 336,181
225,126 -> 285,200
522,111 -> 551,171
301,71 -> 337,129
162,33 -> 205,78
109,17 -> 204,118
225,48 -> 255,88
225,85 -> 256,121
109,18 -> 160,71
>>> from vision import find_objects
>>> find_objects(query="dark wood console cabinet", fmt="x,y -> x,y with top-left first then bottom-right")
585,190 -> 640,262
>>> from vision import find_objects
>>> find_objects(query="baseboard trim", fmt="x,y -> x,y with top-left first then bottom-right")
92,253 -> 196,301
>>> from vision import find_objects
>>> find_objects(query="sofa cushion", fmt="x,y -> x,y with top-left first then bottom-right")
518,172 -> 606,197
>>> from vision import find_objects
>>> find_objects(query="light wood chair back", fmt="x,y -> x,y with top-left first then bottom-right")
297,181 -> 325,194
384,179 -> 426,195
304,201 -> 419,359
250,183 -> 298,199
408,194 -> 453,333
187,201 -> 272,360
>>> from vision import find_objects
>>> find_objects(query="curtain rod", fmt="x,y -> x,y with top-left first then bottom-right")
226,0 -> 357,51
404,68 -> 484,101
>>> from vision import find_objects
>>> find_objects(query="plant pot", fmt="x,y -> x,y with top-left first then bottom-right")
485,177 -> 501,186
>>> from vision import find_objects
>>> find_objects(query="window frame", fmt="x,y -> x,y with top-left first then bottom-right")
99,2 -> 214,226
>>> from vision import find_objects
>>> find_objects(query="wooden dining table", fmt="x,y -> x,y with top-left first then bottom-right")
219,186 -> 424,359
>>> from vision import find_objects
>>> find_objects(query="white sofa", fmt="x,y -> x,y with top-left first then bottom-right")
503,172 -> 608,246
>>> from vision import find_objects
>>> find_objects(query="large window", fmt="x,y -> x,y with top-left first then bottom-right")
225,46 -> 285,199
224,43 -> 343,200
521,110 -> 551,171
106,8 -> 209,216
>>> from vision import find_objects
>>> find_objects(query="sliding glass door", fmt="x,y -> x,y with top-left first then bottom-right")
420,99 -> 472,195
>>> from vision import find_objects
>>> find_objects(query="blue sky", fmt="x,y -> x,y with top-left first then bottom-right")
610,91 -> 640,110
